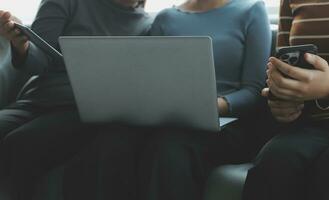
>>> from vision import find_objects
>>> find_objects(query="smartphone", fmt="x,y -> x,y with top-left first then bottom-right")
268,44 -> 318,100
275,44 -> 318,69
14,23 -> 63,61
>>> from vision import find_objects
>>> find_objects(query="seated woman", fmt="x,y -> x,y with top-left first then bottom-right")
243,0 -> 329,200
135,0 -> 272,199
0,0 -> 152,199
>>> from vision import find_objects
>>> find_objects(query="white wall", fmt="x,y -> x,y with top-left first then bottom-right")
0,0 -> 41,24
145,0 -> 185,12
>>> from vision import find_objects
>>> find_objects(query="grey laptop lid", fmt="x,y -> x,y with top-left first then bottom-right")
59,36 -> 219,131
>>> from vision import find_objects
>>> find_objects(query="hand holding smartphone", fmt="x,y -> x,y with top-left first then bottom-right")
268,44 -> 318,100
14,23 -> 63,61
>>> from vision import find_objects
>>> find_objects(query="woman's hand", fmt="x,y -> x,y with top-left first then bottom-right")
267,54 -> 329,101
217,97 -> 229,116
0,10 -> 29,60
262,88 -> 304,123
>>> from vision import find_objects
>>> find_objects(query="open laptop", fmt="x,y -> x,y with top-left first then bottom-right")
59,36 -> 235,132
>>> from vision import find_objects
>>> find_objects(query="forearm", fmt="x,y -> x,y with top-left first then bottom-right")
225,2 -> 270,116
223,88 -> 262,117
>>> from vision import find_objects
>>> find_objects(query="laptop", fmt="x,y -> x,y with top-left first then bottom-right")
59,36 -> 235,132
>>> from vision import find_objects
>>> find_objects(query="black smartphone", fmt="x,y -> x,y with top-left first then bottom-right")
14,23 -> 63,61
268,44 -> 318,100
275,44 -> 318,69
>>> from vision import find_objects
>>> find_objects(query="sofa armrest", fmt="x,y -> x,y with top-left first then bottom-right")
204,164 -> 253,200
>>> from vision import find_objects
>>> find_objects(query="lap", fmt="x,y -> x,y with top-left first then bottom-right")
254,123 -> 329,167
308,147 -> 329,200
143,119 -> 272,165
1,108 -> 95,172
0,108 -> 40,140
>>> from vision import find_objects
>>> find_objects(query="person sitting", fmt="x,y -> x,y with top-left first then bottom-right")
133,0 -> 272,199
242,0 -> 329,199
0,0 -> 152,199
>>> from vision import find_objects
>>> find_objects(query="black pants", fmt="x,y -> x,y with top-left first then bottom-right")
242,122 -> 329,200
63,125 -> 154,200
136,117 -> 277,200
0,103 -> 95,200
308,146 -> 329,200
64,121 -> 266,200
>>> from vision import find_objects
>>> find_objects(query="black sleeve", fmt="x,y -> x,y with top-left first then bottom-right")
15,0 -> 71,75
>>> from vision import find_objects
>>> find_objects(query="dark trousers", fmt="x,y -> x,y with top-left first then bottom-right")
64,122 -> 262,200
308,147 -> 329,200
60,106 -> 277,200
136,118 -> 277,200
0,103 -> 95,200
63,125 -> 153,200
242,122 -> 329,200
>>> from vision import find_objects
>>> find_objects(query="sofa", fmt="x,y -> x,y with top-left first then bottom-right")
0,23 -> 278,199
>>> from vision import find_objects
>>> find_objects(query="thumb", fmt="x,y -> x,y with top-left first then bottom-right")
1,11 -> 11,21
0,11 -> 11,24
305,53 -> 329,71
262,87 -> 269,97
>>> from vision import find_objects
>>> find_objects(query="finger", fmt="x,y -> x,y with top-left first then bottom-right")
0,11 -> 11,24
269,57 -> 311,82
8,27 -> 21,36
2,11 -> 11,21
2,23 -> 19,40
0,22 -> 17,40
275,111 -> 302,123
3,21 -> 15,32
268,99 -> 303,109
13,35 -> 28,47
271,107 -> 299,116
268,79 -> 300,100
305,53 -> 329,72
269,65 -> 302,91
262,88 -> 269,97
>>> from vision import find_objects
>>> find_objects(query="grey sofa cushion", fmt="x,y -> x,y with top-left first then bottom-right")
205,164 -> 253,200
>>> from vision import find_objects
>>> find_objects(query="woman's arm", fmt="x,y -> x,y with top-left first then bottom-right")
150,10 -> 168,36
12,0 -> 71,75
223,1 -> 271,117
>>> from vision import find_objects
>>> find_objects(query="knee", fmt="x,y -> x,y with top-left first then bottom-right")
2,129 -> 32,161
253,136 -> 308,174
